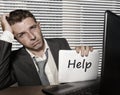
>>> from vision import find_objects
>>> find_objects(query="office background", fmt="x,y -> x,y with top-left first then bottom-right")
0,0 -> 120,77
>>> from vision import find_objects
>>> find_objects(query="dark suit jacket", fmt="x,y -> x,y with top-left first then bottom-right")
0,38 -> 70,89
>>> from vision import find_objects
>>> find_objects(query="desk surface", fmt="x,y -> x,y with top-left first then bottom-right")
0,86 -> 46,95
0,79 -> 100,95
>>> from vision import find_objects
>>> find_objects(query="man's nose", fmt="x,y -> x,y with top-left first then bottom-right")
28,32 -> 36,40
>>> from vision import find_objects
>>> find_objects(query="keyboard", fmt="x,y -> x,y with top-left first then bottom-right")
42,82 -> 99,95
65,84 -> 99,95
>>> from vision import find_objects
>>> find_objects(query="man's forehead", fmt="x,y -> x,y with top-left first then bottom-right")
11,18 -> 36,33
12,18 -> 36,27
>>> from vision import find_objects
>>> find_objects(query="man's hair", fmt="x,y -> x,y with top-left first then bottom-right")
7,9 -> 37,25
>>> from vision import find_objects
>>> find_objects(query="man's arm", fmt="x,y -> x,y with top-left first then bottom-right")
0,14 -> 16,90
0,40 -> 16,90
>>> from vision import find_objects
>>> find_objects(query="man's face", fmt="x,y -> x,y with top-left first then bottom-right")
11,17 -> 44,51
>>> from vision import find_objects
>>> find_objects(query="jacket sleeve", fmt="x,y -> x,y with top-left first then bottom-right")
0,40 -> 16,90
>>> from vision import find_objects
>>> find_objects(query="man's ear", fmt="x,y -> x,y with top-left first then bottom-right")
37,22 -> 40,24
37,22 -> 41,30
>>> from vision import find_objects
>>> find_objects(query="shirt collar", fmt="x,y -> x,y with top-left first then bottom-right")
26,39 -> 49,58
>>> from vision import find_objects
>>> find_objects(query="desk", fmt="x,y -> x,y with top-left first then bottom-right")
0,86 -> 46,95
0,79 -> 100,95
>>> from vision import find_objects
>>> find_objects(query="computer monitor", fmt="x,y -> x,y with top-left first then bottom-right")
100,10 -> 120,95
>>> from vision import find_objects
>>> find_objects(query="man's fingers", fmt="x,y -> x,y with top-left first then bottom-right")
84,46 -> 89,57
75,46 -> 81,53
80,46 -> 85,57
0,14 -> 13,32
75,46 -> 93,57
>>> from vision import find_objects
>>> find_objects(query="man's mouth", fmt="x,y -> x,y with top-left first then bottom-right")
32,40 -> 41,47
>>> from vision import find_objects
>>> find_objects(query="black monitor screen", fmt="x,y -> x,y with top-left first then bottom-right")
100,10 -> 120,95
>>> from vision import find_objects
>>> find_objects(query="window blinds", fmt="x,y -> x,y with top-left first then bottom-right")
0,0 -> 120,76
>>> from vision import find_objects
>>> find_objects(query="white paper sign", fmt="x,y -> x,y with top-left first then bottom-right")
58,50 -> 99,83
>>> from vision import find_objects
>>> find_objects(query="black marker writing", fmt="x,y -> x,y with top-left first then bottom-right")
68,59 -> 92,72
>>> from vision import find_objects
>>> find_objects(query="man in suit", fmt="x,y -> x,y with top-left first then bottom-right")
0,9 -> 93,89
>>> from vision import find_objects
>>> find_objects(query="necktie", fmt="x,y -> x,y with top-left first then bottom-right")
33,50 -> 50,85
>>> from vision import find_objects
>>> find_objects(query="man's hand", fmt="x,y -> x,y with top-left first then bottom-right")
0,14 -> 13,33
75,46 -> 93,57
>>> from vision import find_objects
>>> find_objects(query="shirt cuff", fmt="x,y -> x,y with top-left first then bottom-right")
0,31 -> 14,43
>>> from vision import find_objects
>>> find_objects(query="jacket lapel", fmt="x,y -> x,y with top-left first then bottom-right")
46,39 -> 59,68
15,48 -> 41,83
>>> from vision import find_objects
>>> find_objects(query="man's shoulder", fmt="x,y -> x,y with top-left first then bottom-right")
46,38 -> 67,43
45,38 -> 70,50
11,47 -> 28,56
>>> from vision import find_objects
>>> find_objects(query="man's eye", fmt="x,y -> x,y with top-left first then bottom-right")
17,33 -> 25,38
31,25 -> 37,29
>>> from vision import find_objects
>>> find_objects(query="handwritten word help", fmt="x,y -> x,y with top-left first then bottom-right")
68,59 -> 92,72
